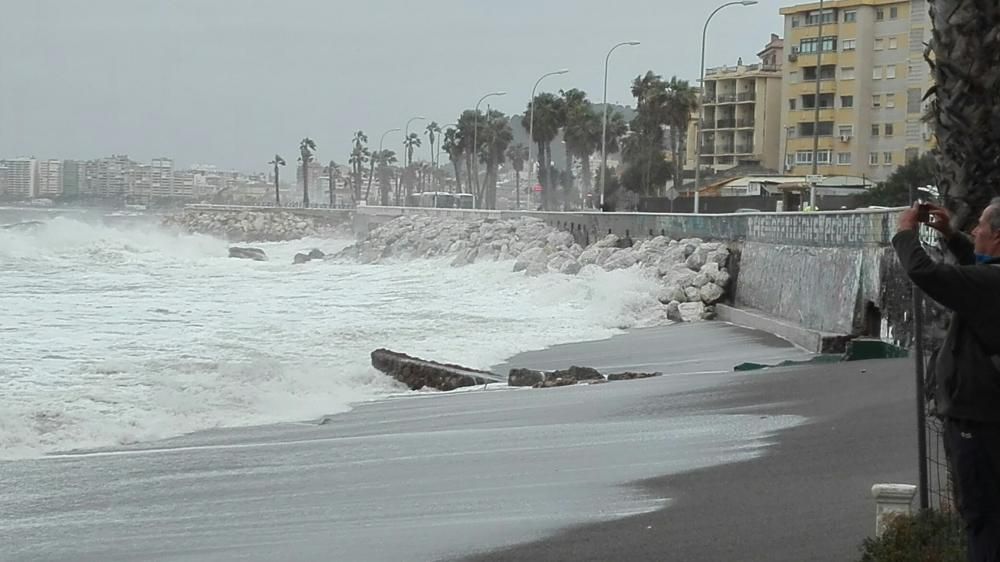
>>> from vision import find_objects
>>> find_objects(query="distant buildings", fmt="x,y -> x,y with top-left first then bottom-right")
0,158 -> 38,199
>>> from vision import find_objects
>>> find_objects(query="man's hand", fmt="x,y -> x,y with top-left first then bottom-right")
924,203 -> 955,238
898,204 -> 921,232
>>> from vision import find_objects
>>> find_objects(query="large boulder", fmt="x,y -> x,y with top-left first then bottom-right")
307,248 -> 325,260
370,349 -> 504,391
602,248 -> 638,271
513,247 -> 547,273
607,371 -> 662,381
293,252 -> 311,264
228,247 -> 267,261
678,301 -> 706,322
508,368 -> 545,387
547,366 -> 605,383
699,283 -> 725,304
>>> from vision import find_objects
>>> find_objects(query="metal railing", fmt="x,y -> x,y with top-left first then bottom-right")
737,119 -> 756,128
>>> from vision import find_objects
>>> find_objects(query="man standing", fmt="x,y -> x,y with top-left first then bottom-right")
893,200 -> 1000,561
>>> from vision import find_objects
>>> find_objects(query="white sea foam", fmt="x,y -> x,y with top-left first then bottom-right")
0,216 -> 670,459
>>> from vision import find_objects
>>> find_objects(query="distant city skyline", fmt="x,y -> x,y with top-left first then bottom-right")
0,0 -> 784,171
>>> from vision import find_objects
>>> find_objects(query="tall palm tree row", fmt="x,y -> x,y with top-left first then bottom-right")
561,88 -> 603,201
521,93 -> 566,210
442,127 -> 464,194
928,0 -> 1000,229
476,110 -> 514,209
299,137 -> 317,208
425,122 -> 442,170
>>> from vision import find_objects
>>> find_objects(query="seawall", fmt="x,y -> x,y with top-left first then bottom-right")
181,204 -> 917,353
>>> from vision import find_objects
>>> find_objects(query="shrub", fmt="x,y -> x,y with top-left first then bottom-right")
859,509 -> 966,562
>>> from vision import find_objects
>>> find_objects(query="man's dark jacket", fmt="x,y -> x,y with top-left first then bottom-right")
893,229 -> 1000,422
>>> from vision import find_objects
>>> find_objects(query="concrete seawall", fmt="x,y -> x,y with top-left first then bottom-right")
184,204 -> 916,353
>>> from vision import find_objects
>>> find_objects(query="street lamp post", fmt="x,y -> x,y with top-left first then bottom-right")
472,91 -> 506,205
600,42 -> 640,210
401,116 -> 426,204
809,0 -> 826,210
527,69 -> 569,211
694,0 -> 758,214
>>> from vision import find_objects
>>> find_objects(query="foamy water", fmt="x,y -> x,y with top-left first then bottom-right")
0,215 -> 668,458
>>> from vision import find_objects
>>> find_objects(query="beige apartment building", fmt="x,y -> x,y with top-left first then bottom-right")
780,0 -> 933,181
689,34 -> 785,174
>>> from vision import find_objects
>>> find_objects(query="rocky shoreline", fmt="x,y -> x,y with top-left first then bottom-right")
162,208 -> 349,241
338,215 -> 733,322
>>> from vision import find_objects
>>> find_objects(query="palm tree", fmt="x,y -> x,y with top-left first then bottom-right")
562,88 -> 603,201
928,0 -> 1000,229
629,71 -> 672,195
370,149 -> 398,206
442,128 -> 463,193
350,130 -> 369,203
299,138 -> 317,207
521,93 -> 567,210
457,110 -> 480,195
269,154 -> 286,206
506,143 -> 529,209
425,122 -> 442,169
477,110 -> 514,209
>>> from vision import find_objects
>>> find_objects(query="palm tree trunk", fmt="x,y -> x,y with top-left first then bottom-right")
302,164 -> 310,208
929,0 -> 1000,228
365,159 -> 376,203
464,152 -> 474,195
273,164 -> 280,206
581,154 -> 592,196
452,158 -> 462,193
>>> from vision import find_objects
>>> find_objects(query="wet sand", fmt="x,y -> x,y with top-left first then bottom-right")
458,356 -> 917,562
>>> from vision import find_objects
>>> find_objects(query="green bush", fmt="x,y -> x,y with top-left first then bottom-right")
859,509 -> 966,562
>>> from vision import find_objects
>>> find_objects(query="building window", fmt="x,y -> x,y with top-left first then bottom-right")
870,152 -> 879,165
841,95 -> 854,108
876,8 -> 885,21
800,37 -> 837,53
789,98 -> 797,110
803,64 -> 836,81
841,66 -> 856,80
886,65 -> 897,79
838,125 -> 854,137
817,150 -> 832,164
885,123 -> 894,136
805,9 -> 836,25
884,152 -> 894,164
872,124 -> 880,137
818,122 -> 834,136
889,37 -> 898,49
886,93 -> 896,108
872,94 -> 882,108
844,10 -> 857,23
875,38 -> 885,51
873,66 -> 883,80
791,16 -> 799,28
796,151 -> 814,164
890,6 -> 899,19
842,39 -> 857,51
838,152 -> 853,165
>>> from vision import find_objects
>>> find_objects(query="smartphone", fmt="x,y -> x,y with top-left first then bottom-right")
917,203 -> 931,223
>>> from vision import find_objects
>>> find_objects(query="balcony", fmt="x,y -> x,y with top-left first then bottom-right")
737,119 -> 756,128
700,145 -> 716,154
735,144 -> 755,154
716,93 -> 739,103
716,145 -> 736,154
737,92 -> 756,102
716,119 -> 737,129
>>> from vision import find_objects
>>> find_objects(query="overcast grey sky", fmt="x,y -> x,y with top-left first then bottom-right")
0,0 -> 784,172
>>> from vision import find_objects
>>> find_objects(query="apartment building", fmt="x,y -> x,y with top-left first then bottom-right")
85,155 -> 136,198
780,0 -> 933,181
690,34 -> 785,174
0,158 -> 38,199
36,159 -> 64,198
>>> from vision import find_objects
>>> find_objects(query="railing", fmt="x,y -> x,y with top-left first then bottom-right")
716,119 -> 737,129
735,144 -> 755,154
737,119 -> 756,128
737,92 -> 756,102
716,93 -> 739,103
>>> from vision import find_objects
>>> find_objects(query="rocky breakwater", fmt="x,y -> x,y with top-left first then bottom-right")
163,209 -> 340,241
338,215 -> 733,321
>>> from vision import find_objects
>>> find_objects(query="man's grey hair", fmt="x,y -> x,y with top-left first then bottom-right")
990,197 -> 1000,232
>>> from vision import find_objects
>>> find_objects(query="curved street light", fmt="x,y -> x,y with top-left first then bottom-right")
528,69 -> 569,209
599,42 -> 640,210
694,0 -> 758,214
472,91 -> 507,200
